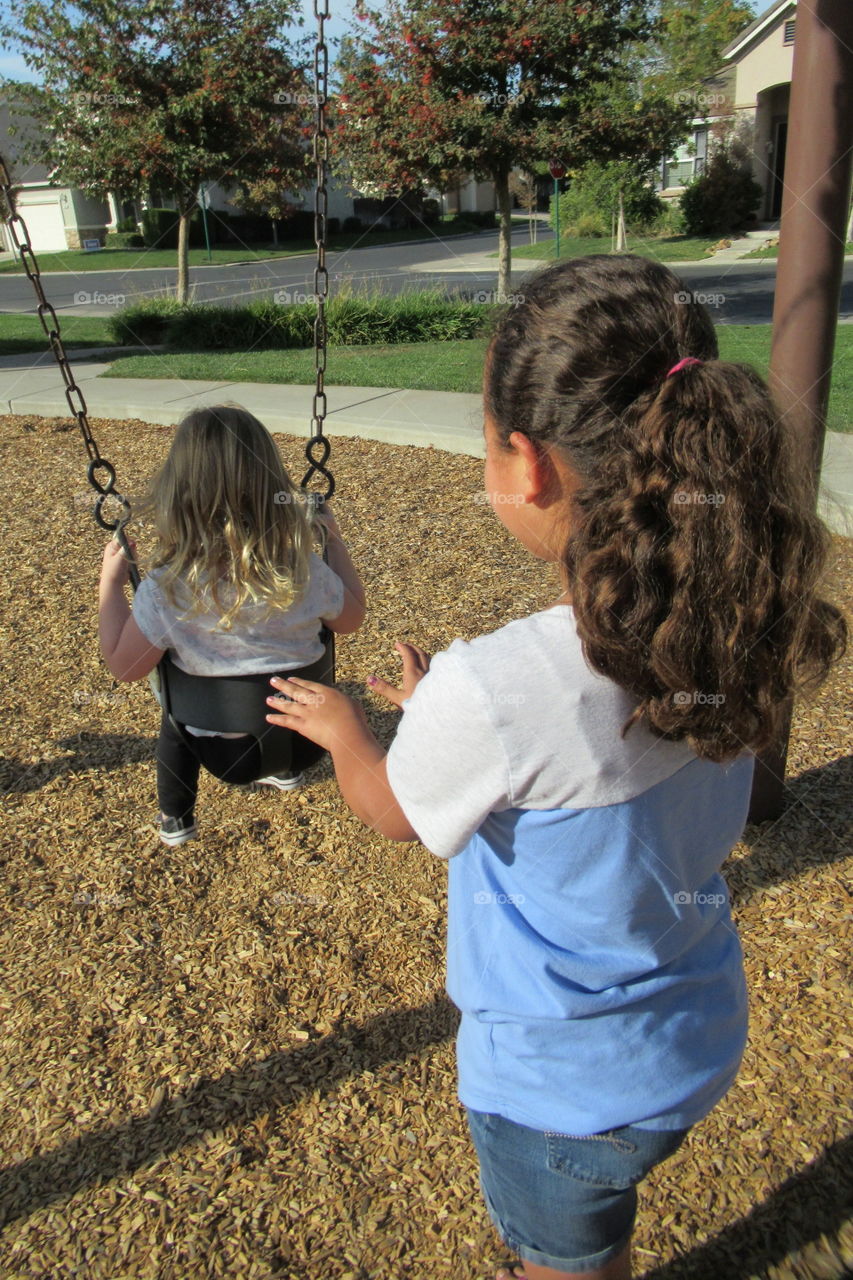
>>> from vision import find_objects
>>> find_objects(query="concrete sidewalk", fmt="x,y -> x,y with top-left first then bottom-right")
0,353 -> 850,536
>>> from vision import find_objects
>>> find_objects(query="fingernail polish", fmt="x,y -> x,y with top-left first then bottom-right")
367,675 -> 377,686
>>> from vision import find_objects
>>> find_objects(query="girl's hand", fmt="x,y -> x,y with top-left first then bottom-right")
266,676 -> 367,752
100,537 -> 136,588
366,641 -> 431,708
314,502 -> 340,536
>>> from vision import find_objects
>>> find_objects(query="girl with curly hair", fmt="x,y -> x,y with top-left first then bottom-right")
266,256 -> 846,1280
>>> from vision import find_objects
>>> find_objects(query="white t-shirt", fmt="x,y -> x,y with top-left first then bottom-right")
386,604 -> 700,858
132,552 -> 344,676
385,606 -> 755,1134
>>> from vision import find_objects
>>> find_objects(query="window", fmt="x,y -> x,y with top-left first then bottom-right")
783,19 -> 796,44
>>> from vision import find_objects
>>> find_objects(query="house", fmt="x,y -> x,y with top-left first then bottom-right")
1,101 -> 360,254
719,0 -> 795,220
657,0 -> 796,222
0,103 -> 112,251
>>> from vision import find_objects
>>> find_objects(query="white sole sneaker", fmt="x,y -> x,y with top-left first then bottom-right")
157,815 -> 198,846
254,773 -> 305,791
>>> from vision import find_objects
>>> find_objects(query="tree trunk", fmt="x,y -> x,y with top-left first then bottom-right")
495,170 -> 512,300
176,208 -> 190,303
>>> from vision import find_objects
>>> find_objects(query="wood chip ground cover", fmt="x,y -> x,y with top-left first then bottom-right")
0,413 -> 850,1280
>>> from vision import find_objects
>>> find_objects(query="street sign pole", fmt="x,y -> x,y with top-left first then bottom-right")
549,160 -> 566,261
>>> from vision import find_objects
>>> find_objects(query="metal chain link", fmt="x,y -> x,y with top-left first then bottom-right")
0,154 -> 139,580
302,0 -> 335,501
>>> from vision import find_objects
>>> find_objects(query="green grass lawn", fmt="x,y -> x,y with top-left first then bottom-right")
746,242 -> 853,259
0,313 -> 118,357
5,312 -> 850,432
506,235 -> 722,263
0,223 -> 490,275
96,325 -> 852,433
101,339 -> 489,395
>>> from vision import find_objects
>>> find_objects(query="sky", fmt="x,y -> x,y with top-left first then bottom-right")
0,0 -> 782,85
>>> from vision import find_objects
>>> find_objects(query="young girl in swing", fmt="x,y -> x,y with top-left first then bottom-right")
98,405 -> 365,847
265,255 -> 846,1280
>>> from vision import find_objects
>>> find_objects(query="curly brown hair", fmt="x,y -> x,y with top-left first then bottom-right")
485,254 -> 847,762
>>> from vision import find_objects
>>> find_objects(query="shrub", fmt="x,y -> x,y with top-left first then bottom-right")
108,290 -> 492,351
116,216 -> 138,233
107,296 -> 186,346
327,216 -> 341,235
572,213 -> 607,238
105,231 -> 145,249
279,209 -> 316,241
551,160 -> 664,237
343,215 -> 363,232
463,209 -> 497,229
140,207 -> 204,249
679,150 -> 763,236
648,203 -> 685,238
422,198 -> 441,224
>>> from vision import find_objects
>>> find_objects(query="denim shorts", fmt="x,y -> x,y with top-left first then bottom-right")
466,1108 -> 689,1274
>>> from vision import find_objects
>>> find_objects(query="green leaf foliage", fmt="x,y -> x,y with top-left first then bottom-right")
2,0 -> 311,215
335,0 -> 694,193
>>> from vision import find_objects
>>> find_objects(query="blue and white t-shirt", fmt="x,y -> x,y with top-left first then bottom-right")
385,605 -> 754,1136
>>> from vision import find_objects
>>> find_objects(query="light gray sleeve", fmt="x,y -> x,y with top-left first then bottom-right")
385,645 -> 511,859
131,574 -> 175,649
309,553 -> 345,623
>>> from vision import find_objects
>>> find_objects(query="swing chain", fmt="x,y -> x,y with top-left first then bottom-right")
0,155 -> 136,543
302,0 -> 335,502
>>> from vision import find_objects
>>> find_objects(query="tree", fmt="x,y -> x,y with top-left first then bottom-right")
2,0 -> 311,300
335,0 -> 693,296
653,0 -> 756,96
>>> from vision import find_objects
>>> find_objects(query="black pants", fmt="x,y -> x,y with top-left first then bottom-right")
156,711 -> 268,821
156,710 -> 325,821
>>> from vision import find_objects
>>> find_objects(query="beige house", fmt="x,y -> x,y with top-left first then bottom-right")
720,0 -> 796,220
659,0 -> 796,222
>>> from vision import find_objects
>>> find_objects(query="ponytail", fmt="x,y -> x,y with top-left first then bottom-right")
487,255 -> 847,762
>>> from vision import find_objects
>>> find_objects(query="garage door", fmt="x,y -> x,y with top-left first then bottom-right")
16,197 -> 67,252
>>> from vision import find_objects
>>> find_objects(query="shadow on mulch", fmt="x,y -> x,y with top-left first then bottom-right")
0,993 -> 460,1231
0,697 -> 402,797
641,1134 -> 852,1279
732,752 -> 853,891
0,733 -> 156,794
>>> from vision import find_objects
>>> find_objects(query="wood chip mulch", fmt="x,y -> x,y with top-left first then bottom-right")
0,412 -> 851,1280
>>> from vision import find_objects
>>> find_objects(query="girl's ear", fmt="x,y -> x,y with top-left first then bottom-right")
507,431 -> 559,505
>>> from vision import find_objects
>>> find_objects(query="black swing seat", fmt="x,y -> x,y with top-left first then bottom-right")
155,631 -> 334,779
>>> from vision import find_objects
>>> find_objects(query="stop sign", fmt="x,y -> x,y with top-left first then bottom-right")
549,160 -> 566,179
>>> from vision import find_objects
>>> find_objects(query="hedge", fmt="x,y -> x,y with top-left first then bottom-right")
108,290 -> 493,350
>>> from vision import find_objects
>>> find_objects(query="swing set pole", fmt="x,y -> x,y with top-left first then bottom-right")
747,0 -> 853,822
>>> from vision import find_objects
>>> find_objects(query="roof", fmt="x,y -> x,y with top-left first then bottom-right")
722,0 -> 796,61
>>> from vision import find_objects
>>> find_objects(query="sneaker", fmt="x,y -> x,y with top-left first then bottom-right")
254,772 -> 305,791
157,814 -> 198,847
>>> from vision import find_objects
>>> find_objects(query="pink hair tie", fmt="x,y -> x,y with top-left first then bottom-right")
666,357 -> 703,377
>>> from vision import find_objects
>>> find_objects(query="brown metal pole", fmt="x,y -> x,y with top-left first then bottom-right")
747,0 -> 853,823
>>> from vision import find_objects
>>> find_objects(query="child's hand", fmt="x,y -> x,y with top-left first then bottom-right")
266,676 -> 367,752
100,536 -> 136,588
314,503 -> 341,538
366,641 -> 431,708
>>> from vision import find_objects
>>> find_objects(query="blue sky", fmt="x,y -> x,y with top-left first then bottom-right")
0,0 -> 781,85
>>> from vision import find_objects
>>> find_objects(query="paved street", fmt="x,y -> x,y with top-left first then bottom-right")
3,225 -> 853,324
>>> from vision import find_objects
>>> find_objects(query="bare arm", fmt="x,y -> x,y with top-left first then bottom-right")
267,678 -> 416,839
265,642 -> 431,841
318,505 -> 366,635
99,541 -> 164,682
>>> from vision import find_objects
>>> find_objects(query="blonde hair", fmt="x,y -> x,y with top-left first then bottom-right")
144,405 -> 316,629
